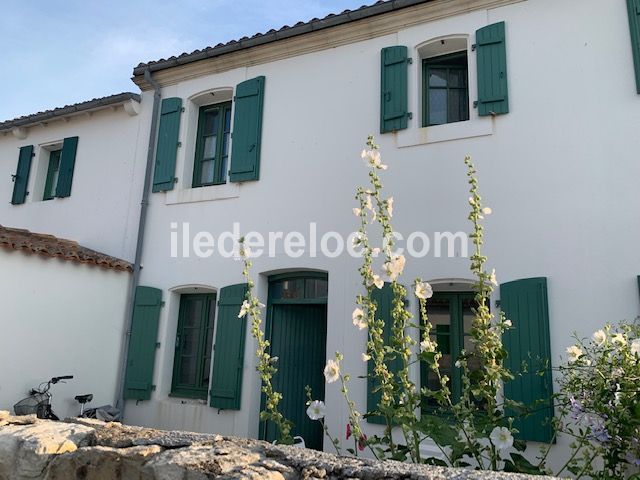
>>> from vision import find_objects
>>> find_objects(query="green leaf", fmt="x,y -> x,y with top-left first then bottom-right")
505,453 -> 545,475
513,439 -> 527,452
424,457 -> 448,467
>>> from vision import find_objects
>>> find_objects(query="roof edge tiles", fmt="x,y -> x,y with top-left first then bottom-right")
0,92 -> 141,132
0,225 -> 133,272
132,0 -> 434,76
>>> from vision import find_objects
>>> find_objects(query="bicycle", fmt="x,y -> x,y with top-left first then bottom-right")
13,375 -> 74,420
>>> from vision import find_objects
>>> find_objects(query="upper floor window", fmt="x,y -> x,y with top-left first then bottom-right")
192,102 -> 232,188
43,149 -> 61,201
422,52 -> 469,127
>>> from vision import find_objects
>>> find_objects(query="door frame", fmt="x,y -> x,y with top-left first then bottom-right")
258,271 -> 328,444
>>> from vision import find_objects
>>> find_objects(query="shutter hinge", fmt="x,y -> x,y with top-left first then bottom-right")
181,107 -> 185,113
177,141 -> 182,148
155,342 -> 161,348
160,301 -> 166,307
10,174 -> 16,182
471,43 -> 477,51
473,101 -> 478,109
407,57 -> 413,64
407,112 -> 413,120
495,300 -> 501,308
151,385 -> 157,391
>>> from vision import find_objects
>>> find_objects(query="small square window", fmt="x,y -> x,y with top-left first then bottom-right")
192,102 -> 232,188
43,149 -> 61,201
422,52 -> 469,127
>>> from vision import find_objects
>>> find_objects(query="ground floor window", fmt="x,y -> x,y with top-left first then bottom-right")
420,291 -> 482,409
171,293 -> 216,399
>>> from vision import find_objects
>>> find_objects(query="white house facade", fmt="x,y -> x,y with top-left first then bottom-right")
112,0 -> 640,471
1,0 -> 640,473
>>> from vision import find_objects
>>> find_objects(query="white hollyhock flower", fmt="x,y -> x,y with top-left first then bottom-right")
482,207 -> 492,215
503,319 -> 512,328
238,300 -> 251,318
489,269 -> 498,286
352,308 -> 367,330
353,207 -> 361,216
367,274 -> 384,289
490,426 -> 514,451
612,333 -> 626,346
630,339 -> 640,356
592,329 -> 607,347
566,345 -> 583,363
414,281 -> 433,300
371,247 -> 381,257
386,197 -> 394,217
454,360 -> 462,368
306,400 -> 326,420
362,353 -> 371,362
324,359 -> 340,383
383,255 -> 406,281
361,149 -> 388,170
420,338 -> 436,353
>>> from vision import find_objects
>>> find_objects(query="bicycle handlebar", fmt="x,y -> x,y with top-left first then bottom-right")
52,375 -> 74,383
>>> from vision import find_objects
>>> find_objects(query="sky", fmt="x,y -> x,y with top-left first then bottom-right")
0,0 -> 370,122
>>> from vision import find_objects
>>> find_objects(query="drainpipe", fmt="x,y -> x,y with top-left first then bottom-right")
115,69 -> 161,419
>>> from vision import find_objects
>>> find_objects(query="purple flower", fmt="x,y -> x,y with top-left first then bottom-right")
569,396 -> 583,420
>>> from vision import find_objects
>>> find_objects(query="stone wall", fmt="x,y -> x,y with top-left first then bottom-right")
0,412 -> 553,480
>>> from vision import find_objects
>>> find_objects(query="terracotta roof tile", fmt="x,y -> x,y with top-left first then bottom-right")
0,225 -> 132,272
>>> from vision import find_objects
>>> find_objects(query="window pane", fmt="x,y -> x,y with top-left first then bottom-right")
448,89 -> 469,123
305,278 -> 328,299
203,135 -> 217,159
203,110 -> 219,135
429,69 -> 447,87
179,356 -> 197,385
183,298 -> 204,328
270,279 -> 305,300
224,107 -> 232,131
449,69 -> 467,88
200,159 -> 215,184
428,89 -> 447,125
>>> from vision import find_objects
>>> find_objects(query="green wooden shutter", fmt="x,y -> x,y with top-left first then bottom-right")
367,283 -> 402,424
475,22 -> 509,116
628,0 -> 640,93
501,277 -> 554,442
380,46 -> 410,133
210,283 -> 248,409
152,98 -> 182,192
229,76 -> 265,183
11,145 -> 33,205
123,286 -> 163,401
55,136 -> 78,198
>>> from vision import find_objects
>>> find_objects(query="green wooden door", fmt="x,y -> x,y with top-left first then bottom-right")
261,274 -> 328,450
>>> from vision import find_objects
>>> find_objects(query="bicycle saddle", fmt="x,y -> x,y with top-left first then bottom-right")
74,394 -> 93,404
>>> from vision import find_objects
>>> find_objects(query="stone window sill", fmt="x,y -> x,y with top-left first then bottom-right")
165,183 -> 240,205
395,117 -> 493,148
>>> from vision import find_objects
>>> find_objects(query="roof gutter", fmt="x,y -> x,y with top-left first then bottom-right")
115,69 -> 161,418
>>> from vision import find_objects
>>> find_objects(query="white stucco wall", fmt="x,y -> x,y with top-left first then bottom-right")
88,0 -> 640,472
0,105 -> 145,261
0,248 -> 130,419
